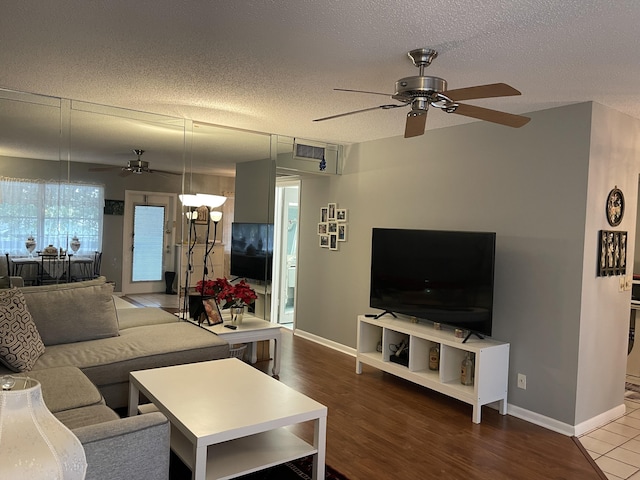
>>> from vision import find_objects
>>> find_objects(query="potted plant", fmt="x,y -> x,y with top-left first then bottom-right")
196,277 -> 257,324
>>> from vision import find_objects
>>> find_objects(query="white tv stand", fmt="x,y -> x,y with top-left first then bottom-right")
356,315 -> 510,423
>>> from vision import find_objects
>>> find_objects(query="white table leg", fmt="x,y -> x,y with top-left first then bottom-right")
192,445 -> 207,480
249,341 -> 258,363
272,335 -> 281,377
472,404 -> 481,424
312,415 -> 327,480
128,382 -> 139,417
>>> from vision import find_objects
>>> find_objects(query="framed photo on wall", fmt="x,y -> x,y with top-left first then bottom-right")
320,207 -> 328,223
338,224 -> 347,242
328,203 -> 337,221
318,223 -> 328,235
319,235 -> 329,248
598,230 -> 627,276
329,234 -> 338,250
336,208 -> 347,222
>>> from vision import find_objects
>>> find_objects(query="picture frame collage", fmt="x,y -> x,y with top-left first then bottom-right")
318,203 -> 348,250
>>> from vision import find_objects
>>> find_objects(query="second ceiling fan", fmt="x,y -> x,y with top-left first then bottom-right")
88,149 -> 181,177
314,48 -> 530,138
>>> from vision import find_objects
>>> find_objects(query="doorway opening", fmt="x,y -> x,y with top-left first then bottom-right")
122,190 -> 177,295
272,178 -> 300,328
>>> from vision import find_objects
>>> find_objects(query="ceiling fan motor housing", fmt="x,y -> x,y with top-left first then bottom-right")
126,159 -> 149,174
393,76 -> 447,102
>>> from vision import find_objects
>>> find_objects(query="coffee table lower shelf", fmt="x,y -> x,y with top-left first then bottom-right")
171,426 -> 318,480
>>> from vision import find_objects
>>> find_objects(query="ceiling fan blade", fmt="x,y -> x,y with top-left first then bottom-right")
313,103 -> 406,122
452,103 -> 530,128
88,166 -> 119,172
445,83 -> 521,102
404,111 -> 428,138
118,169 -> 133,177
149,169 -> 182,176
334,88 -> 395,97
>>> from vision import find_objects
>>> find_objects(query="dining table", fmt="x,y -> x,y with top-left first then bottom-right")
10,254 -> 94,283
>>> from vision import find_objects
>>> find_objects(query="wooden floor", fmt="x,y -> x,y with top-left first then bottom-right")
250,329 -> 603,480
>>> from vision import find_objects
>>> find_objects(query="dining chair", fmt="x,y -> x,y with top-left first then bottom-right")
92,251 -> 102,278
37,253 -> 71,284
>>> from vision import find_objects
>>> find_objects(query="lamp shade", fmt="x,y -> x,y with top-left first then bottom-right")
196,194 -> 226,208
210,211 -> 223,222
179,194 -> 200,207
0,376 -> 87,479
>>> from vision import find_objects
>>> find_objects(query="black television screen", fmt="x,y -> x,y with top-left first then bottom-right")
370,228 -> 496,337
230,223 -> 273,281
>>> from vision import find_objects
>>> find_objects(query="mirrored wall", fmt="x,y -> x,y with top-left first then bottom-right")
0,88 -> 276,319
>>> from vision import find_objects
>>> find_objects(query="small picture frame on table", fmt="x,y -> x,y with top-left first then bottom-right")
202,298 -> 223,325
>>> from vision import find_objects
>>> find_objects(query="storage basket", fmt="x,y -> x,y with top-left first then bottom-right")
229,343 -> 247,361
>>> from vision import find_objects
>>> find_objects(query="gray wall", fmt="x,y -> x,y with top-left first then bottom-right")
235,158 -> 276,224
294,102 -> 640,428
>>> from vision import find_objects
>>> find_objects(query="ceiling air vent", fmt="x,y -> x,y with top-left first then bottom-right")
294,143 -> 325,161
280,138 -> 342,175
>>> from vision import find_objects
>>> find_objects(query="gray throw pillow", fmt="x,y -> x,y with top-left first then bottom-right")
0,288 -> 45,372
20,277 -> 119,346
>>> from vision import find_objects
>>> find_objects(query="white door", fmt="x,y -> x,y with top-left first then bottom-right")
272,179 -> 300,325
121,191 -> 177,294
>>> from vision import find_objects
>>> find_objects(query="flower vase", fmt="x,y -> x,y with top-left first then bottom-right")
230,306 -> 245,325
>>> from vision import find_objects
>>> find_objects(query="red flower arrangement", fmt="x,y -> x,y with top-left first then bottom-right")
196,277 -> 257,309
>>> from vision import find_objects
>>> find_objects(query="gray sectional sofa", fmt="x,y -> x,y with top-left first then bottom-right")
0,277 -> 230,479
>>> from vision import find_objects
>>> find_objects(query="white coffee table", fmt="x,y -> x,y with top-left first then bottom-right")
189,313 -> 283,377
128,358 -> 327,480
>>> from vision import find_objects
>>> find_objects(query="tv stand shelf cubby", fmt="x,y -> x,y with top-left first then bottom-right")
356,315 -> 510,423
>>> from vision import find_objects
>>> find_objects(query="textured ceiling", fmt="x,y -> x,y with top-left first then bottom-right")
1,1 -> 639,172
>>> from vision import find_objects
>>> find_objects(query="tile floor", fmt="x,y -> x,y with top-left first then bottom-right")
580,378 -> 640,479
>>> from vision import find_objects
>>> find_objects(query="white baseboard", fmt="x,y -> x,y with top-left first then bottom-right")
573,403 -> 626,437
507,402 -> 626,437
293,329 -> 356,357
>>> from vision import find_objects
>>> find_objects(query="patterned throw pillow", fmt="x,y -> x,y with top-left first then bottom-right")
0,288 -> 45,372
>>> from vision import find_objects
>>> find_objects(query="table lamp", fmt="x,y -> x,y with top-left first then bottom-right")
0,375 -> 87,479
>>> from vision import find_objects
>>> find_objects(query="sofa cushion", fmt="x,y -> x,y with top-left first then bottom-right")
55,404 -> 120,430
20,276 -> 119,346
0,276 -> 10,289
28,366 -> 104,413
30,322 -> 230,407
116,307 -> 178,330
0,288 -> 45,372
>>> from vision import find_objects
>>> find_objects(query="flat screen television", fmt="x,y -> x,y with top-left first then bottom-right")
230,223 -> 273,281
370,228 -> 496,340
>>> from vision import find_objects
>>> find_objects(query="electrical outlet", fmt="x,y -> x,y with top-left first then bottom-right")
517,373 -> 526,390
626,277 -> 633,291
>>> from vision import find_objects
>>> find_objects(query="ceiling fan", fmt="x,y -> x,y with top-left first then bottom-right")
88,149 -> 181,177
313,48 -> 531,138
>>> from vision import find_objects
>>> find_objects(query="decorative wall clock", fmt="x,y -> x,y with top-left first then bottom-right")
606,187 -> 624,227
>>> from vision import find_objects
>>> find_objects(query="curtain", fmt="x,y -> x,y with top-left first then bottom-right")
0,176 -> 104,255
